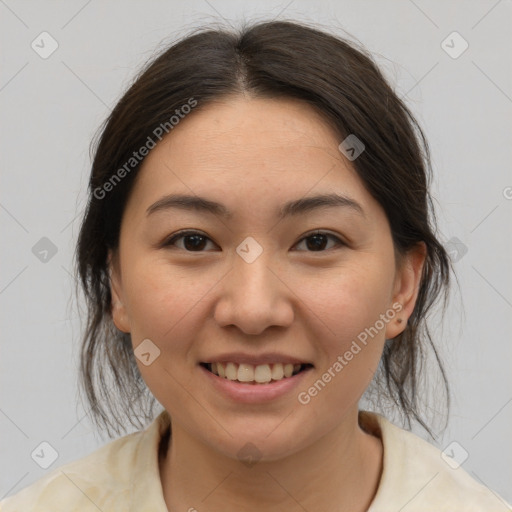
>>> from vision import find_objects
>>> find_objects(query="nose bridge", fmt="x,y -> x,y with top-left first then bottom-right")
234,236 -> 278,302
214,237 -> 293,334
234,243 -> 275,295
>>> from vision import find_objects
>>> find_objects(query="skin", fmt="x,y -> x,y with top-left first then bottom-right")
109,95 -> 426,512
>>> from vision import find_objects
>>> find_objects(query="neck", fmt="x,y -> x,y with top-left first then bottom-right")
159,407 -> 383,512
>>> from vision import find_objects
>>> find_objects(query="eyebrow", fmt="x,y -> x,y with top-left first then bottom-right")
146,193 -> 365,220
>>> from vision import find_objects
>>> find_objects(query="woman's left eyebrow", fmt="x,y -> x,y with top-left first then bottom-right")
145,192 -> 366,220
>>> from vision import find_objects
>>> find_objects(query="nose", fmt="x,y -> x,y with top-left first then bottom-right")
213,247 -> 294,336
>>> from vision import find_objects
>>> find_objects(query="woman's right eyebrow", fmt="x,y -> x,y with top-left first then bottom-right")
145,193 -> 366,220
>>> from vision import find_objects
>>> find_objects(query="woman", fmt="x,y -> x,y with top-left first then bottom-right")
2,19 -> 510,512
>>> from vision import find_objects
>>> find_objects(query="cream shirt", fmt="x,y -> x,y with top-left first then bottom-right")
1,409 -> 510,511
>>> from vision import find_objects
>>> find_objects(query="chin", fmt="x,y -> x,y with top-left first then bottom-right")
202,424 -> 311,465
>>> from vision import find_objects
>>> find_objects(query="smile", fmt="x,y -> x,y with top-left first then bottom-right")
200,362 -> 313,384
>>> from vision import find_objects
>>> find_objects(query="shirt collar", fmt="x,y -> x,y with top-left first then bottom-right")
129,408 -> 171,511
127,408 -> 388,510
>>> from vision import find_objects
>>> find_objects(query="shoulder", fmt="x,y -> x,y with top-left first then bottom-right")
0,428 -> 144,511
360,411 -> 512,512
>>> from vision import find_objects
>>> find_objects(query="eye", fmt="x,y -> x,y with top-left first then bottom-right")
163,229 -> 345,252
293,230 -> 345,252
163,230 -> 217,252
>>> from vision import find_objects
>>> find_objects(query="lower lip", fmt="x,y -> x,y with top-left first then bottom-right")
199,364 -> 313,404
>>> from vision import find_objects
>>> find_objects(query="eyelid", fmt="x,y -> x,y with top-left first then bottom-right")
293,230 -> 346,250
163,229 -> 213,246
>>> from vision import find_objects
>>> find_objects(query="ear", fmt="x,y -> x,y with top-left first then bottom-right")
108,249 -> 131,333
385,242 -> 426,340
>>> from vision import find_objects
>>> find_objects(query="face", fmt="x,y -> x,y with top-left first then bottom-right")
109,95 -> 425,461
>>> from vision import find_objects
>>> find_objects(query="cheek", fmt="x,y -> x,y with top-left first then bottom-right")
120,258 -> 216,408
306,261 -> 394,407
305,262 -> 393,350
294,274 -> 389,425
121,256 -> 220,346
113,236 -> 205,414
297,262 -> 392,408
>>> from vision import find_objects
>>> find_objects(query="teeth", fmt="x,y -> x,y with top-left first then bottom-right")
208,362 -> 306,383
254,364 -> 272,383
238,364 -> 254,382
225,362 -> 238,380
271,363 -> 284,380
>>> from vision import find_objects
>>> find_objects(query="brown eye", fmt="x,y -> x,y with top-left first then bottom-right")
164,231 -> 216,252
293,231 -> 345,252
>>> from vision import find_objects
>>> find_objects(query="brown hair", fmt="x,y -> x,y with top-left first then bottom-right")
75,19 -> 454,440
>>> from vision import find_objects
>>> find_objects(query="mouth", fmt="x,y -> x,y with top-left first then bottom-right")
200,361 -> 314,385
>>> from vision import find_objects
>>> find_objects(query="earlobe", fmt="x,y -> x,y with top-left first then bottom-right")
385,242 -> 427,340
108,250 -> 131,334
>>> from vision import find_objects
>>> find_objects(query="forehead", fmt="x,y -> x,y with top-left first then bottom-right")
134,96 -> 366,198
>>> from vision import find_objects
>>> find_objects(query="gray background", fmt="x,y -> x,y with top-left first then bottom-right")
1,0 -> 511,504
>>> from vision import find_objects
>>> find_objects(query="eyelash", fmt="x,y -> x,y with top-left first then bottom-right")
162,229 -> 346,252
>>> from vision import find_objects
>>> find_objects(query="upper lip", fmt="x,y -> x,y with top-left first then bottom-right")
201,352 -> 313,366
